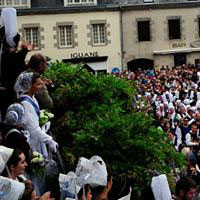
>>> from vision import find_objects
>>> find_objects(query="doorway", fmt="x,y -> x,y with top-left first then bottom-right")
127,58 -> 154,71
174,53 -> 186,66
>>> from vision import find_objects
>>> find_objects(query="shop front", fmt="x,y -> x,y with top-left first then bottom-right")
62,56 -> 108,75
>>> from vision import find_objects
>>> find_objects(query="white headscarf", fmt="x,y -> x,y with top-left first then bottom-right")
0,146 -> 13,167
0,176 -> 25,200
176,100 -> 181,104
188,106 -> 196,113
0,8 -> 18,47
196,100 -> 200,109
0,154 -> 5,174
4,103 -> 25,126
14,72 -> 34,98
59,172 -> 81,199
75,155 -> 107,188
151,174 -> 172,200
183,99 -> 192,106
59,156 -> 108,200
0,146 -> 13,175
168,103 -> 173,109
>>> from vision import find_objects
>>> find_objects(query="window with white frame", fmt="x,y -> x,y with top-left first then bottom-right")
0,0 -> 5,5
14,0 -> 20,4
0,0 -> 30,7
7,0 -> 12,5
58,25 -> 73,48
92,24 -> 106,45
24,27 -> 40,49
64,0 -> 96,6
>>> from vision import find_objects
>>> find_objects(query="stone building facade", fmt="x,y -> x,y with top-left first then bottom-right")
2,0 -> 200,71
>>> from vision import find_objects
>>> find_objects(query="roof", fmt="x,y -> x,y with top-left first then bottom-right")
15,0 -> 200,15
29,0 -> 200,8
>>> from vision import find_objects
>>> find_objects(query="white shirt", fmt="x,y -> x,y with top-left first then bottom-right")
185,132 -> 198,146
174,126 -> 182,150
20,95 -> 52,154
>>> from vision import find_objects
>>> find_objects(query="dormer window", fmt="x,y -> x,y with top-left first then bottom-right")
0,0 -> 30,8
143,0 -> 154,3
64,0 -> 97,6
14,0 -> 20,5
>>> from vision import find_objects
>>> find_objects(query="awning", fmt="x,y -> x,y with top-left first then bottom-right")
62,56 -> 108,72
86,61 -> 107,71
154,47 -> 200,55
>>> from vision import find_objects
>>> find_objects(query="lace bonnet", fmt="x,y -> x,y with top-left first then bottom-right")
4,103 -> 25,126
14,72 -> 34,98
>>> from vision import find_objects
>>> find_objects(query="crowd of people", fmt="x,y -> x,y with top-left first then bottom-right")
0,14 -> 59,200
1,6 -> 200,200
1,58 -> 200,200
0,52 -> 114,199
129,65 -> 200,156
0,7 -> 118,200
114,65 -> 200,199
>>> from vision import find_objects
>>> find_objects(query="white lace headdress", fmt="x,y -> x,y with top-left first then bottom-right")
14,72 -> 34,98
4,103 -> 25,126
75,155 -> 108,188
0,8 -> 18,47
0,176 -> 25,200
59,172 -> 81,200
59,155 -> 108,200
0,146 -> 13,165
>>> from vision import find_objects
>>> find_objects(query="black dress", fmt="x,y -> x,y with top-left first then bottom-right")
0,47 -> 28,119
0,123 -> 31,164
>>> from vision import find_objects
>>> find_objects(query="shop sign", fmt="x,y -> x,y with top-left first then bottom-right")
172,42 -> 186,48
71,52 -> 98,58
190,40 -> 200,48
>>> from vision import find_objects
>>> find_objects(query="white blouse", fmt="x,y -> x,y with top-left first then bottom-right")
20,95 -> 52,155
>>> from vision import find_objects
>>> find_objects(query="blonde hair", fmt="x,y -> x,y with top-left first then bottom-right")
181,147 -> 191,157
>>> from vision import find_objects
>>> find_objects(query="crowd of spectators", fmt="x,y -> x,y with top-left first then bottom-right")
0,8 -> 115,200
1,6 -> 200,200
111,64 -> 200,199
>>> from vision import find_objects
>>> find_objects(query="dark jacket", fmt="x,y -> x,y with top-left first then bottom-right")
0,123 -> 31,163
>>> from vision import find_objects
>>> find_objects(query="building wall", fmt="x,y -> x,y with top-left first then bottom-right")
154,54 -> 200,68
122,7 -> 200,67
154,55 -> 174,67
17,11 -> 122,72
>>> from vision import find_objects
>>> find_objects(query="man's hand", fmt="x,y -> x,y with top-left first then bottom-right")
21,41 -> 35,51
42,77 -> 52,86
39,192 -> 55,200
0,86 -> 6,91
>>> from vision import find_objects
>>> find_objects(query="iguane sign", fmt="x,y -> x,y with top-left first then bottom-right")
71,52 -> 98,58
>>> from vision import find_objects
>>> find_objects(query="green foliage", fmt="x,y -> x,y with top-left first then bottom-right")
45,62 -> 186,199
